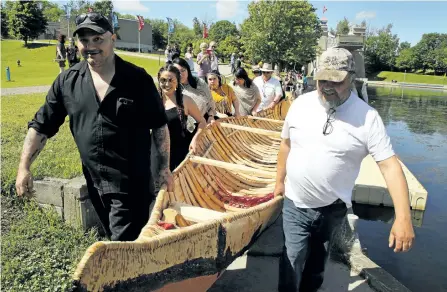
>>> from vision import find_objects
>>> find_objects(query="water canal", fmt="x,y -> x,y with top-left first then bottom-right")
355,86 -> 447,292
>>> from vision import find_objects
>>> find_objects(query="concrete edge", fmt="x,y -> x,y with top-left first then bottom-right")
333,214 -> 412,292
367,81 -> 447,91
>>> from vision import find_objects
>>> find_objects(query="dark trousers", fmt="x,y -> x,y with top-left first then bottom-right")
84,168 -> 153,241
281,197 -> 347,292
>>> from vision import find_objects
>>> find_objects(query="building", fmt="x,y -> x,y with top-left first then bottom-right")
115,18 -> 153,53
37,22 -> 61,40
37,18 -> 153,53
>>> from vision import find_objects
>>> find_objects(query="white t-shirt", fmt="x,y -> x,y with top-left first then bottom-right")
253,76 -> 283,112
281,90 -> 394,208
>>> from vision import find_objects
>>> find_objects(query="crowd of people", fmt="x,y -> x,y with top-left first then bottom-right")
22,12 -> 414,292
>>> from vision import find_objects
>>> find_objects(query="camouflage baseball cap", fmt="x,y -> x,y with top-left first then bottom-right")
314,48 -> 356,82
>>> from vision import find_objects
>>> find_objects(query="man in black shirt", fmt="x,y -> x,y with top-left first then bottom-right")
15,13 -> 173,241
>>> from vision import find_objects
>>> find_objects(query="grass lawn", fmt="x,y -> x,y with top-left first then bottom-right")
1,92 -> 102,291
1,93 -> 81,194
1,40 -> 164,88
370,71 -> 447,85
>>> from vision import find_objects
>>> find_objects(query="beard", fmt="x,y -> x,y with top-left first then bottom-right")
318,87 -> 349,110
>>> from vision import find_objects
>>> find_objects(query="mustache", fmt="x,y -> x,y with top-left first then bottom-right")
322,87 -> 337,95
84,49 -> 102,55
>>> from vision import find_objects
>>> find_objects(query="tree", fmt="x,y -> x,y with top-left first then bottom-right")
1,4 -> 8,38
395,48 -> 415,71
240,0 -> 321,70
6,1 -> 47,46
209,20 -> 238,44
218,35 -> 242,59
91,0 -> 113,18
336,17 -> 350,35
413,33 -> 447,72
192,17 -> 202,37
364,24 -> 399,73
116,12 -> 136,20
399,41 -> 411,52
149,19 -> 168,50
39,0 -> 65,22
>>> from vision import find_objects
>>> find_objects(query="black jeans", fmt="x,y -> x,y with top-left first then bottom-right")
84,167 -> 153,241
281,197 -> 347,292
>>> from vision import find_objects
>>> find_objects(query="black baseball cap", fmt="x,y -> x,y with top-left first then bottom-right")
73,13 -> 113,37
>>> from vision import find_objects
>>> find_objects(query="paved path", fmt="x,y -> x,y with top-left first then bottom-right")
1,52 -> 232,96
1,85 -> 51,96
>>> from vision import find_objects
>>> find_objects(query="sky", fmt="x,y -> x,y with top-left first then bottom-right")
66,0 -> 447,46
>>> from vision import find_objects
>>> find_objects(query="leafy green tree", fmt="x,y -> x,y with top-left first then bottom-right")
240,0 -> 321,70
209,20 -> 238,44
91,0 -> 113,18
192,17 -> 203,37
413,33 -> 447,72
399,41 -> 411,52
218,35 -> 242,59
364,24 -> 399,73
6,1 -> 47,46
395,48 -> 415,71
149,19 -> 168,50
37,1 -> 65,22
1,4 -> 9,38
116,12 -> 136,20
336,17 -> 350,35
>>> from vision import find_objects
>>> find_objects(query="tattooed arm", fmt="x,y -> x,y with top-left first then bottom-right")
152,124 -> 174,191
16,129 -> 48,197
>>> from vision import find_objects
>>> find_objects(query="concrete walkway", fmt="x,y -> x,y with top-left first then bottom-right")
1,59 -> 232,96
209,215 -> 375,292
1,85 -> 51,96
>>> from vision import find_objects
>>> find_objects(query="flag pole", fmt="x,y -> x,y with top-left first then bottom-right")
138,30 -> 141,53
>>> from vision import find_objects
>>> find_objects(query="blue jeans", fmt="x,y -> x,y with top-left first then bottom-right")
281,197 -> 347,292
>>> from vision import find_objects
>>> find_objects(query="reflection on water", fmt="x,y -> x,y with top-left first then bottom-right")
356,87 -> 447,292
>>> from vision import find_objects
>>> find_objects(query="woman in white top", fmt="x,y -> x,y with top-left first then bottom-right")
184,47 -> 195,72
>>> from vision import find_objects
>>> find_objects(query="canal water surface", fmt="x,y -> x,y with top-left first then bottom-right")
356,86 -> 447,292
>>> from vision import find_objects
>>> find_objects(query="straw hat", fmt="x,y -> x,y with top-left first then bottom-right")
260,63 -> 274,72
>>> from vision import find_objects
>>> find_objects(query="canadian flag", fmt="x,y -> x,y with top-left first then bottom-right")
323,6 -> 327,14
203,23 -> 208,39
137,15 -> 145,31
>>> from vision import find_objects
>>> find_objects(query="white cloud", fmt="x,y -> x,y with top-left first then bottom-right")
355,11 -> 376,20
112,0 -> 149,12
216,0 -> 240,19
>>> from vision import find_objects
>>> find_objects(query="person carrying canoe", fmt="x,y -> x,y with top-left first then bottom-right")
274,47 -> 415,292
15,12 -> 173,242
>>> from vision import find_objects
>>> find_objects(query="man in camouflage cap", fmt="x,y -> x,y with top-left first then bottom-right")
275,47 -> 415,291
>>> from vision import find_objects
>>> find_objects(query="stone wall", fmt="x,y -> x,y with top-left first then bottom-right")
34,177 -> 102,231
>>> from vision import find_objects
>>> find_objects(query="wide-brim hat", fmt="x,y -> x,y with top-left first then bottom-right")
314,47 -> 356,82
260,63 -> 274,72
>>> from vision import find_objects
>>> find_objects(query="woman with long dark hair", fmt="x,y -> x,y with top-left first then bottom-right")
231,68 -> 261,116
172,57 -> 215,138
156,64 -> 206,171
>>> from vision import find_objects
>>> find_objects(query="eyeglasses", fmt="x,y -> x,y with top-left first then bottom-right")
159,77 -> 175,84
178,68 -> 187,74
323,108 -> 336,136
75,12 -> 110,27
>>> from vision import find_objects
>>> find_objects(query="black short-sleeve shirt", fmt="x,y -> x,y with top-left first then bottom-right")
28,55 -> 167,196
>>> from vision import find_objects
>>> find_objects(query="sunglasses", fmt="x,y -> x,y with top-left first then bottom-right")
323,108 -> 336,136
75,13 -> 110,27
159,77 -> 175,84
